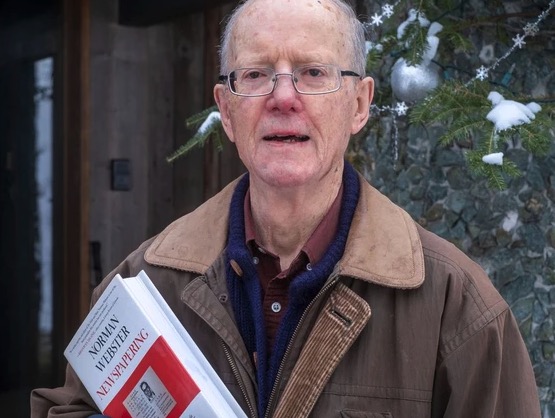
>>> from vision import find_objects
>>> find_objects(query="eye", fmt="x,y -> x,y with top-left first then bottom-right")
246,71 -> 262,79
307,67 -> 324,77
298,66 -> 329,78
241,68 -> 270,81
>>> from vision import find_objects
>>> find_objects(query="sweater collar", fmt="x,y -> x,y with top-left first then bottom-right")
145,172 -> 424,289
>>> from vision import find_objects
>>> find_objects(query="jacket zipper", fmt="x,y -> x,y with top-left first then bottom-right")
263,273 -> 341,418
223,340 -> 257,418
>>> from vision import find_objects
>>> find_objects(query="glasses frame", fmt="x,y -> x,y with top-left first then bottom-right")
218,65 -> 362,97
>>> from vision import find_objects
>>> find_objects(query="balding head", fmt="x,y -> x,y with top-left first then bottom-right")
219,0 -> 367,76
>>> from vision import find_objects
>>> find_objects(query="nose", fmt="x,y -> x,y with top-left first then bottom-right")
269,73 -> 300,112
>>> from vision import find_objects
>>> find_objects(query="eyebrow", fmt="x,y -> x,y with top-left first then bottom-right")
233,50 -> 332,68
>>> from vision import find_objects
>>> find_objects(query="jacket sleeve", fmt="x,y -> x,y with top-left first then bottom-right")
431,308 -> 541,418
30,364 -> 100,418
30,277 -> 121,418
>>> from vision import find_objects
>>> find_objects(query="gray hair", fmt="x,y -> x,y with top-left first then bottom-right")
219,0 -> 367,76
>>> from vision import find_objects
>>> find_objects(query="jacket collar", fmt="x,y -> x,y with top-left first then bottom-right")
145,173 -> 424,289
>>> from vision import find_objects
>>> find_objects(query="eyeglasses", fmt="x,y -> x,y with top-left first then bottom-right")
218,64 -> 362,97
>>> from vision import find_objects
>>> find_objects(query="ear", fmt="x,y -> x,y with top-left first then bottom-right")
214,84 -> 236,143
350,76 -> 374,135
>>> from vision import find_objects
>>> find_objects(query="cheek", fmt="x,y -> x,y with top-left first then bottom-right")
226,107 -> 247,140
315,98 -> 352,138
226,112 -> 255,157
229,103 -> 266,149
229,99 -> 258,127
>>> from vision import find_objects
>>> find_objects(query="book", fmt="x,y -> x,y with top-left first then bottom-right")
64,270 -> 247,418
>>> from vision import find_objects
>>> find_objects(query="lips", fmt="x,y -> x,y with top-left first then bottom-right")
263,134 -> 309,143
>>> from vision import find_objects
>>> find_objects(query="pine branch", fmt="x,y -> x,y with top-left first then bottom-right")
466,149 -> 521,190
437,117 -> 489,146
513,111 -> 553,155
166,107 -> 223,163
409,78 -> 553,189
185,105 -> 219,128
366,49 -> 383,74
399,21 -> 429,65
442,29 -> 474,52
410,80 -> 491,128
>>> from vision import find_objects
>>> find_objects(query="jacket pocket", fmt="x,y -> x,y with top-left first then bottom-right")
340,411 -> 393,418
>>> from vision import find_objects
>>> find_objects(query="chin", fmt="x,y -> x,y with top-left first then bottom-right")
254,165 -> 316,188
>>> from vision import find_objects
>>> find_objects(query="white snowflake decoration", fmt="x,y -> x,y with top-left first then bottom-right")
382,4 -> 394,18
475,66 -> 489,81
394,102 -> 408,116
512,34 -> 526,49
364,0 -> 401,29
463,0 -> 553,89
523,23 -> 539,37
370,13 -> 383,26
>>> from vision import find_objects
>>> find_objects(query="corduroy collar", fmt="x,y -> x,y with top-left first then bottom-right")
145,170 -> 424,289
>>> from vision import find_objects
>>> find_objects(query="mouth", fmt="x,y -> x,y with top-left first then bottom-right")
263,134 -> 309,143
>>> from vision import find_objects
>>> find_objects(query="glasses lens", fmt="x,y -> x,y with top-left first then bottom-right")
231,68 -> 274,96
293,65 -> 340,94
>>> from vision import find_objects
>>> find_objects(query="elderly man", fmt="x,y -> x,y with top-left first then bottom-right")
32,0 -> 541,417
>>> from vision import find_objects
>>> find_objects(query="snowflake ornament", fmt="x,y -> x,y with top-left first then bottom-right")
512,34 -> 526,49
382,4 -> 394,18
476,66 -> 489,81
523,23 -> 539,37
370,13 -> 383,26
394,102 -> 408,116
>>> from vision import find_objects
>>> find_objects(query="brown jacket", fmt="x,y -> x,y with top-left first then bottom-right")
31,175 -> 541,418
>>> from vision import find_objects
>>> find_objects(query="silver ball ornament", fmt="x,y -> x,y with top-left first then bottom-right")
391,58 -> 441,103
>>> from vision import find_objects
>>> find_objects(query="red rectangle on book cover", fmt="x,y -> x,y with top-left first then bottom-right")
104,335 -> 201,418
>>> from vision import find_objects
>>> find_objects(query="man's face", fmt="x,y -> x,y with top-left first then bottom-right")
214,0 -> 373,189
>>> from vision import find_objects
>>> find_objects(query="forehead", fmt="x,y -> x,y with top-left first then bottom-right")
228,0 -> 351,66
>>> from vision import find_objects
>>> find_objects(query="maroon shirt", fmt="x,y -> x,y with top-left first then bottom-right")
244,186 -> 343,352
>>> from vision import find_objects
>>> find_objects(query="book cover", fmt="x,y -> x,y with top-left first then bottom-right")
64,270 -> 247,418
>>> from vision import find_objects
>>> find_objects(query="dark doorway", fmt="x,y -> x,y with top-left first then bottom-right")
0,1 -> 60,415
0,54 -> 58,418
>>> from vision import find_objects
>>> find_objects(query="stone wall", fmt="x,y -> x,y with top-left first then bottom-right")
361,120 -> 554,411
360,1 -> 555,415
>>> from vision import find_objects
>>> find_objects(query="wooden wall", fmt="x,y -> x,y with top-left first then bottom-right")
88,0 -> 243,279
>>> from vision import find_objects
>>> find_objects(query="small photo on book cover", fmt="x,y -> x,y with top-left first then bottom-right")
123,367 -> 176,418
